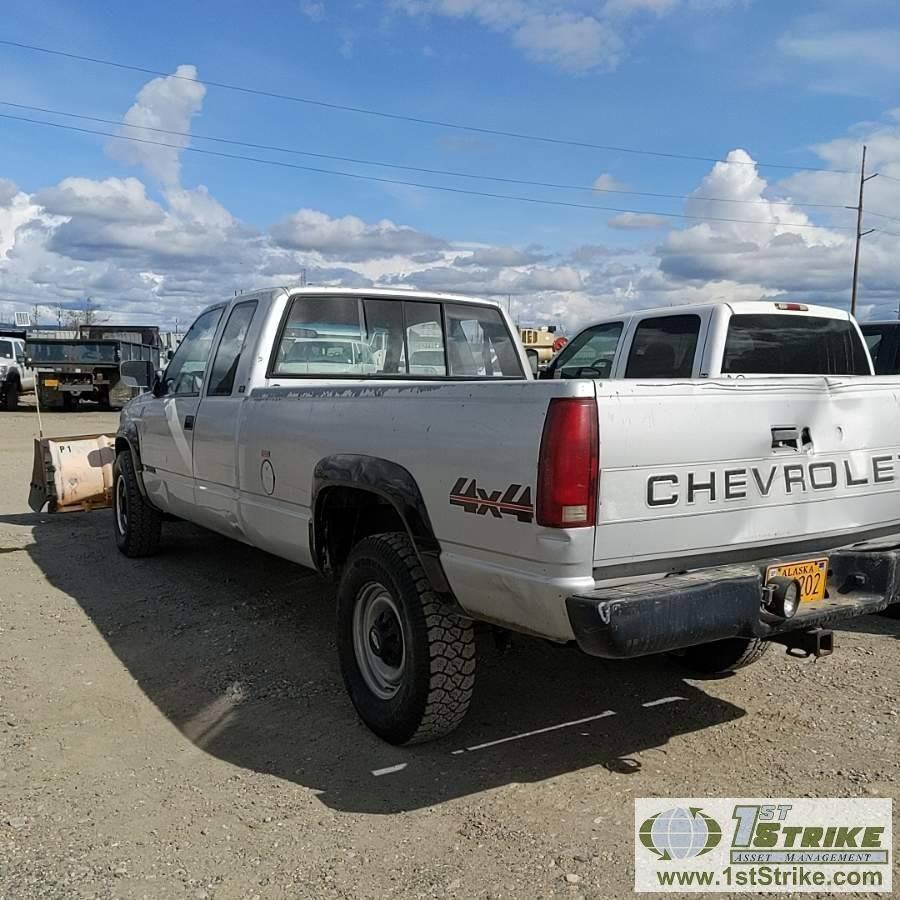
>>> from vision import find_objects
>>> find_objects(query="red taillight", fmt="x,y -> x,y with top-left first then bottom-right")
537,397 -> 599,528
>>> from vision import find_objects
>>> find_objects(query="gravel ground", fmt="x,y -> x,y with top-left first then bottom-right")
1,405 -> 898,899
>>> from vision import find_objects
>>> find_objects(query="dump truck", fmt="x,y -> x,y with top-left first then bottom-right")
26,330 -> 160,411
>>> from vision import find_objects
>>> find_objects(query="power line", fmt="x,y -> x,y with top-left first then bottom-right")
0,110 -> 862,232
0,100 -> 863,214
0,38 -> 859,177
866,208 -> 900,225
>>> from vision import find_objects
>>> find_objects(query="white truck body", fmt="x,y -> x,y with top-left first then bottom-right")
0,335 -> 35,409
112,287 -> 900,742
546,301 -> 872,380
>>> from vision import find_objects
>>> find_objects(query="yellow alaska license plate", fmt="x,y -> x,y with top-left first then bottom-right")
765,557 -> 828,603
43,378 -> 59,388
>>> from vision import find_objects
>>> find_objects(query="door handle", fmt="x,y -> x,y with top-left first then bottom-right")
184,414 -> 195,431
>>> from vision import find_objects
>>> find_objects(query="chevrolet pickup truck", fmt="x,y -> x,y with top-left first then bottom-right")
543,301 -> 871,380
111,287 -> 900,744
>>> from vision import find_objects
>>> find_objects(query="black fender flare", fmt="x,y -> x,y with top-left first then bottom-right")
312,454 -> 462,610
114,427 -> 150,500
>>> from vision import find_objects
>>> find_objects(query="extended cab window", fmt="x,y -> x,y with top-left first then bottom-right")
625,315 -> 700,379
208,301 -> 257,396
445,304 -> 522,377
553,322 -> 623,378
162,307 -> 224,395
364,298 -> 447,375
723,315 -> 870,375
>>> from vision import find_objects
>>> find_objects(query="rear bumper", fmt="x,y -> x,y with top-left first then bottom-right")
566,545 -> 900,658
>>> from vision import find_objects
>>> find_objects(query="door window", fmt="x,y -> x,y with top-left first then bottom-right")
0,339 -> 13,360
162,307 -> 224,396
625,315 -> 700,379
207,302 -> 258,396
553,322 -> 623,378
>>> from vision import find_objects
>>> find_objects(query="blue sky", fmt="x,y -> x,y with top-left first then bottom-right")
1,0 -> 899,327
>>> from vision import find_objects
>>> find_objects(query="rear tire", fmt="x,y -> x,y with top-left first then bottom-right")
3,382 -> 18,411
113,451 -> 162,557
676,637 -> 770,674
337,532 -> 476,744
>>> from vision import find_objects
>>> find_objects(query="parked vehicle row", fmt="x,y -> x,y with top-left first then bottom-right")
88,288 -> 900,745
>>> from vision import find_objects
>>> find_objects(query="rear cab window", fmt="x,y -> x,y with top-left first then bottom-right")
624,315 -> 700,379
270,295 -> 524,379
723,314 -> 870,375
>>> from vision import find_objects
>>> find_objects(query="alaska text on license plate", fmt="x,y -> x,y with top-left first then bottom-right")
765,558 -> 828,603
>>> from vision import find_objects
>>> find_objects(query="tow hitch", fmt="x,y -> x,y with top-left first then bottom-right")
768,627 -> 834,659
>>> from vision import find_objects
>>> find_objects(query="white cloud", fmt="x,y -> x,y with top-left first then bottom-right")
453,245 -> 546,267
393,0 -> 738,71
4,64 -> 900,334
394,1 -> 621,72
300,1 -> 325,21
270,208 -> 447,259
107,65 -> 206,187
593,173 -> 626,192
0,178 -> 18,208
778,29 -> 900,73
608,212 -> 670,230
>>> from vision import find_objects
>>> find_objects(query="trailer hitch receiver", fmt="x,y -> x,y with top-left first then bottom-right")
768,627 -> 834,659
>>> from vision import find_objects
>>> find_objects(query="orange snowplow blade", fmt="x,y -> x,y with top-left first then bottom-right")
28,433 -> 116,513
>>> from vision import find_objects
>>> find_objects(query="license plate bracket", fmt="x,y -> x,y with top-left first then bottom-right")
765,557 -> 829,604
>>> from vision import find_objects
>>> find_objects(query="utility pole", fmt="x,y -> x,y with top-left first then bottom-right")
849,145 -> 878,317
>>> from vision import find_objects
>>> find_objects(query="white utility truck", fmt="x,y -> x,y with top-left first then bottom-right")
108,288 -> 900,744
0,333 -> 35,410
543,301 -> 871,380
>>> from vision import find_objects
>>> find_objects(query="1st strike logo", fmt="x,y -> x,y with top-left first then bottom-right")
450,477 -> 534,523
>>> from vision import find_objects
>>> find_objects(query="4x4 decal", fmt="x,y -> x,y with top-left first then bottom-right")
450,477 -> 534,523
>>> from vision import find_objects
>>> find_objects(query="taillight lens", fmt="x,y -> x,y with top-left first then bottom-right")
536,397 -> 599,528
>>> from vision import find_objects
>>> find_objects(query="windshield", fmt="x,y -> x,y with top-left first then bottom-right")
722,314 -> 870,376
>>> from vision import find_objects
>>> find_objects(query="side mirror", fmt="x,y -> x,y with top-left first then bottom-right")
120,359 -> 155,391
152,369 -> 166,397
166,349 -> 174,362
526,350 -> 539,376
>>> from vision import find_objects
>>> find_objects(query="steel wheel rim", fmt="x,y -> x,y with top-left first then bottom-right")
353,582 -> 406,700
115,473 -> 128,536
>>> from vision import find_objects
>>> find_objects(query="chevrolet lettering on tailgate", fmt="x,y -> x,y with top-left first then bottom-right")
646,453 -> 900,508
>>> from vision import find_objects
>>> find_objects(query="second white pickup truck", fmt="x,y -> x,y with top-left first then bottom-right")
112,288 -> 900,743
543,301 -> 872,380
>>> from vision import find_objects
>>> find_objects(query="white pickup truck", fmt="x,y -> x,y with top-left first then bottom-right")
112,287 -> 900,744
543,301 -> 872,380
0,334 -> 36,410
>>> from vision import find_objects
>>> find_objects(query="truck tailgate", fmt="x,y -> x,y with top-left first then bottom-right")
593,376 -> 900,576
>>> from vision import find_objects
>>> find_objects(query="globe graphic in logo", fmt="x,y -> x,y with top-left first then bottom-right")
639,807 -> 722,860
